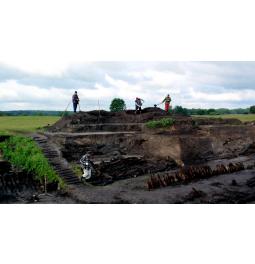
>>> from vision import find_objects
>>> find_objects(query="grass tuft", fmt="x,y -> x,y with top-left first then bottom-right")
146,118 -> 174,128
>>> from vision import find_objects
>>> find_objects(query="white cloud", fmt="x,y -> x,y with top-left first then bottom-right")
131,70 -> 185,89
0,80 -> 71,110
0,62 -> 255,110
189,87 -> 255,102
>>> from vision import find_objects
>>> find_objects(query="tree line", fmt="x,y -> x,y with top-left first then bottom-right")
0,110 -> 66,116
175,106 -> 254,116
1,105 -> 255,116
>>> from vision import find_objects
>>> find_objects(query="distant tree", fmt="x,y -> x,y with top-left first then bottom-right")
174,105 -> 188,116
110,98 -> 126,112
217,108 -> 231,115
250,106 -> 255,114
196,109 -> 207,115
207,108 -> 218,115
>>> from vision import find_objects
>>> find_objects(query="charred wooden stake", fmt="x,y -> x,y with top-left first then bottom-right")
146,161 -> 245,190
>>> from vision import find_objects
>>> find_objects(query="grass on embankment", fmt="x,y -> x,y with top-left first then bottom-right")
0,116 -> 60,134
146,118 -> 174,128
192,114 -> 255,122
0,136 -> 63,187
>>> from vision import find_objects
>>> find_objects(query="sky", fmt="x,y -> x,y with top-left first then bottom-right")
0,0 -> 255,111
0,61 -> 255,111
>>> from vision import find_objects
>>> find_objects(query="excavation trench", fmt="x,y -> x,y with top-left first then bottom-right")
45,121 -> 255,186
35,109 -> 255,203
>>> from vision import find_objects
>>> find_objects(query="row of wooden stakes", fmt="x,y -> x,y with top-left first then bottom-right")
147,162 -> 245,190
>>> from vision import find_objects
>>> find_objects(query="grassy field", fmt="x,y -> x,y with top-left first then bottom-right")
0,116 -> 60,134
193,114 -> 255,122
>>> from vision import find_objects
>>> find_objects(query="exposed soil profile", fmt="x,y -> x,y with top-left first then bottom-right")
3,108 -> 255,203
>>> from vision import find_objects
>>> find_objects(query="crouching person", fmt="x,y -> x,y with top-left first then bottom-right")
80,154 -> 95,181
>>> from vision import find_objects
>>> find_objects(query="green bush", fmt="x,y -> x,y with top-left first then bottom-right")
109,98 -> 126,112
174,105 -> 189,116
0,136 -> 63,186
250,105 -> 255,114
146,118 -> 174,128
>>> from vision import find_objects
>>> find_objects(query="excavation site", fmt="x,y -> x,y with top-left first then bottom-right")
2,107 -> 255,203
22,107 -> 255,203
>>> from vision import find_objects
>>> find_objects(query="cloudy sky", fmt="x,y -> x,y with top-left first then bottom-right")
0,0 -> 255,111
0,61 -> 255,111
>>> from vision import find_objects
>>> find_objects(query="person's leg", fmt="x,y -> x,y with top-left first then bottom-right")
73,102 -> 77,112
165,103 -> 169,112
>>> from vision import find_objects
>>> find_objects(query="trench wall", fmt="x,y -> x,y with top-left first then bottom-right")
47,125 -> 255,165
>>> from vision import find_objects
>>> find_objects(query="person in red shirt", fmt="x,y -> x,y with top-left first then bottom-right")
161,94 -> 171,112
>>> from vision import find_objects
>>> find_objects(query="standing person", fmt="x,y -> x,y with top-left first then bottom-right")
72,91 -> 80,113
135,97 -> 144,114
162,94 -> 171,112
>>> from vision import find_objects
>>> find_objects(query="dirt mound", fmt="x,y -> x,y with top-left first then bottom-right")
48,107 -> 173,132
49,107 -> 244,133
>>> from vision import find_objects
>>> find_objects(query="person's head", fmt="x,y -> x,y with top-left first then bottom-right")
75,91 -> 77,94
167,94 -> 170,97
83,153 -> 90,160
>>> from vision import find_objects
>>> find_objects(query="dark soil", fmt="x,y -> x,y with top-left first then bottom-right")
0,160 -> 76,204
31,108 -> 255,203
48,107 -> 243,133
69,156 -> 255,204
49,107 -> 168,132
87,157 -> 177,186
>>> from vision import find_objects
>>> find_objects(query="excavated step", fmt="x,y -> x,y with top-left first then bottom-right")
45,131 -> 137,136
50,123 -> 145,133
32,135 -> 81,186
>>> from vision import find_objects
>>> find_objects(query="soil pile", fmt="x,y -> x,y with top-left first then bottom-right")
48,107 -> 243,133
49,107 -> 169,132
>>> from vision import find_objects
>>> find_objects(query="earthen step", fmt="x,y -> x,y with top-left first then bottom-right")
59,173 -> 75,177
57,168 -> 73,172
34,140 -> 47,143
60,172 -> 76,177
64,179 -> 81,184
32,134 -> 83,186
62,175 -> 77,179
61,176 -> 77,181
42,150 -> 57,153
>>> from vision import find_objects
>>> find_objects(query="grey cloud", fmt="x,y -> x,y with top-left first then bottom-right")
1,62 -> 255,110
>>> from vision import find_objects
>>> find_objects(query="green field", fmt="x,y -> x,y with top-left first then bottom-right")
0,116 -> 60,134
193,114 -> 255,122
